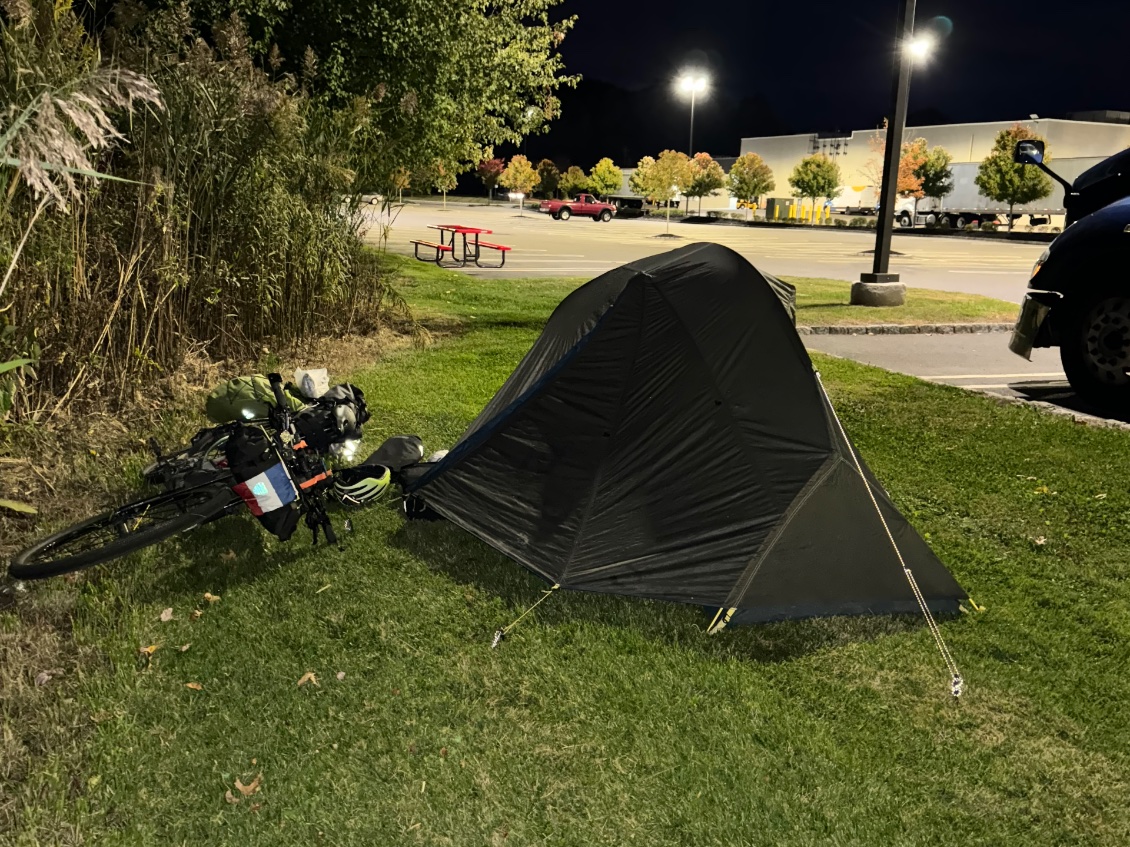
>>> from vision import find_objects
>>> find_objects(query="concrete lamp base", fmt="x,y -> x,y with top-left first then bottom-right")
851,274 -> 906,307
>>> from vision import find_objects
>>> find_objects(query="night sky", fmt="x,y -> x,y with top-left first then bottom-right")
523,0 -> 1130,168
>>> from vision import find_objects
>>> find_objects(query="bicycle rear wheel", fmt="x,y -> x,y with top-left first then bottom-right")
8,484 -> 238,580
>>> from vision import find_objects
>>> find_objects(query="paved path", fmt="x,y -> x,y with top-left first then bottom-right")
376,201 -> 1043,303
804,332 -> 1129,423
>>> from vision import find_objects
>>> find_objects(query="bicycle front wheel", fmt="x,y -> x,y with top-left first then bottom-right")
8,485 -> 238,580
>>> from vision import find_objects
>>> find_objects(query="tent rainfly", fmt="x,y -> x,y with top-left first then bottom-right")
406,243 -> 966,629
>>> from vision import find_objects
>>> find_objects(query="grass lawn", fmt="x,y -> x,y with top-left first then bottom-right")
401,261 -> 1018,329
6,259 -> 1129,845
790,277 -> 1019,326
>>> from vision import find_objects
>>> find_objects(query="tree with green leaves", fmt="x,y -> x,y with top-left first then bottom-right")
167,0 -> 579,193
629,156 -> 656,198
917,145 -> 954,205
788,155 -> 841,224
588,157 -> 623,199
476,158 -> 504,204
634,150 -> 693,233
427,160 -> 459,209
535,159 -> 561,198
390,167 -> 411,204
727,152 -> 775,218
684,152 -> 727,215
559,165 -> 590,197
499,154 -> 539,214
975,124 -> 1053,231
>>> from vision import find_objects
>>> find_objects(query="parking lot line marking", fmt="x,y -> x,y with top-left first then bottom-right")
464,267 -> 617,273
928,372 -> 1064,379
946,270 -> 1023,275
941,383 -> 1012,389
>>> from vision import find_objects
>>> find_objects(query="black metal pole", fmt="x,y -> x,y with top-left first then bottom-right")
862,0 -> 916,283
689,91 -> 696,156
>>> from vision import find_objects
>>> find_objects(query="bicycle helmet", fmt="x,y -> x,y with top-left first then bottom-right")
333,464 -> 391,505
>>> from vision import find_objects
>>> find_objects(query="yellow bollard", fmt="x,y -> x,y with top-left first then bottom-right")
774,205 -> 780,221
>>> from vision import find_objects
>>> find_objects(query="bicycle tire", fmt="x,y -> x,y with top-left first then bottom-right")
8,484 -> 238,580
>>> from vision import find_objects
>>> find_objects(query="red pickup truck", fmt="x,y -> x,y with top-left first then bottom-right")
538,193 -> 617,222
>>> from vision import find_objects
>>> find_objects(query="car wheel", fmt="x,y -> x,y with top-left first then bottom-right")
558,207 -> 571,221
599,209 -> 612,222
1059,289 -> 1130,412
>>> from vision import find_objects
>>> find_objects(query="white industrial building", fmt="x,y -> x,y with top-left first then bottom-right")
739,117 -> 1130,218
615,115 -> 1130,219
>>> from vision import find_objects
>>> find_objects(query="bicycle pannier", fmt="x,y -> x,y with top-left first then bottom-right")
224,427 -> 301,540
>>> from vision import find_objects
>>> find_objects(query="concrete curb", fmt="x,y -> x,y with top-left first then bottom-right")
969,390 -> 1130,432
797,322 -> 1013,335
812,348 -> 1130,431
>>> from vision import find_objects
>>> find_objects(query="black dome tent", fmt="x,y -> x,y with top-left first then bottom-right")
406,243 -> 966,630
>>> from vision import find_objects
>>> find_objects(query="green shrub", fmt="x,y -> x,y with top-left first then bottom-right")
0,6 -> 408,416
833,218 -> 848,228
980,221 -> 998,232
848,216 -> 870,228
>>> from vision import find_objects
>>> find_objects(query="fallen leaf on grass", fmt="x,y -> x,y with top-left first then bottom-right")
336,671 -> 345,681
224,789 -> 241,805
1095,493 -> 1108,500
190,609 -> 203,622
159,608 -> 174,622
179,643 -> 191,652
250,802 -> 262,813
1034,536 -> 1047,546
0,498 -> 37,515
185,682 -> 203,691
235,773 -> 262,796
220,549 -> 237,562
35,670 -> 54,686
440,747 -> 448,758
139,644 -> 159,657
1033,485 -> 1050,495
297,672 -> 319,687
203,592 -> 221,603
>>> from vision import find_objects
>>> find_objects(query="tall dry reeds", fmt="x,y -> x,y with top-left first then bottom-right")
0,2 -> 408,421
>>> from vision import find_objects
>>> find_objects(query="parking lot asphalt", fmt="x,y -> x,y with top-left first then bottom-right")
378,200 -> 1045,302
377,200 -> 1127,424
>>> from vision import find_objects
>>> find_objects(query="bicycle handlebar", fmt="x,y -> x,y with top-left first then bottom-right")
266,372 -> 288,409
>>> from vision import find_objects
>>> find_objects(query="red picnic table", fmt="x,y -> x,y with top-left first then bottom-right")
410,224 -> 511,268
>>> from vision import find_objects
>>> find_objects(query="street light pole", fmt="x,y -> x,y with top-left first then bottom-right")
852,0 -> 918,307
688,89 -> 696,156
675,72 -> 708,156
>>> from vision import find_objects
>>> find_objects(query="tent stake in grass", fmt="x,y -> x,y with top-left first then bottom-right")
492,583 -> 560,648
815,370 -> 965,699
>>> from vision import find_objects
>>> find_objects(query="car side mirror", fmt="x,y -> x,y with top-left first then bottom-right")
1014,140 -> 1045,166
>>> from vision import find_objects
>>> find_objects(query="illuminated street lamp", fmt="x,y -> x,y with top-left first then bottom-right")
675,72 -> 709,156
906,34 -> 936,62
853,0 -> 934,307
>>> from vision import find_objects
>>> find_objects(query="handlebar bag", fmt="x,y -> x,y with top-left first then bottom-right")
224,426 -> 301,540
205,375 -> 307,424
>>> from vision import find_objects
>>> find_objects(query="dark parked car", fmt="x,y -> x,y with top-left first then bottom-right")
1010,142 -> 1130,411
